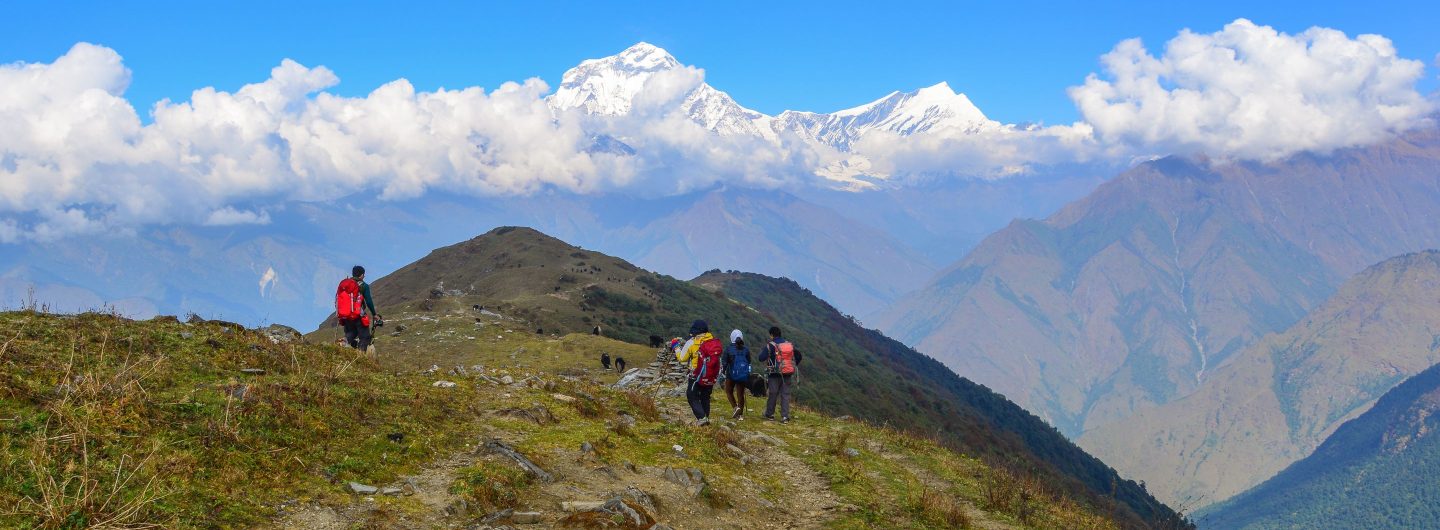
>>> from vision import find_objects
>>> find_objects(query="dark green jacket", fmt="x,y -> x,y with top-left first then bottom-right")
358,280 -> 378,316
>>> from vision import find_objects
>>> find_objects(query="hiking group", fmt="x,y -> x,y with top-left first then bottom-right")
672,320 -> 801,426
332,268 -> 799,428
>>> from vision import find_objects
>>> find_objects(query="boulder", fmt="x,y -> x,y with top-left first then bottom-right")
347,482 -> 378,495
259,324 -> 302,344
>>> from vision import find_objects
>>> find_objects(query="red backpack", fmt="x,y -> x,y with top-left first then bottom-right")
770,341 -> 797,375
335,278 -> 365,321
692,338 -> 723,387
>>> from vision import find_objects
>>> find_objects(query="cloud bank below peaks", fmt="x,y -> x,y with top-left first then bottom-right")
1069,18 -> 1434,161
0,18 -> 1435,242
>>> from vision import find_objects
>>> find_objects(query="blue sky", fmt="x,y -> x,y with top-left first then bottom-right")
4,0 -> 1437,125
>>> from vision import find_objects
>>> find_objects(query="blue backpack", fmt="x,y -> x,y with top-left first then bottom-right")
727,344 -> 752,381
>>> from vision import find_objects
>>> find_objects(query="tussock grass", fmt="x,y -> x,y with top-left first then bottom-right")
452,460 -> 535,512
0,311 -> 490,528
905,481 -> 972,528
622,389 -> 660,421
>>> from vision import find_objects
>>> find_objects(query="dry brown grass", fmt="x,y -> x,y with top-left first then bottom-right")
621,389 -> 659,421
906,483 -> 972,529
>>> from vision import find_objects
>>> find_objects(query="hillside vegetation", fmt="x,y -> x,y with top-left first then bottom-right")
321,226 -> 1188,528
1199,361 -> 1440,529
2,310 -> 1125,529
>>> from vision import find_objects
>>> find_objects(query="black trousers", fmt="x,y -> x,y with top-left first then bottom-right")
686,378 -> 714,420
342,318 -> 372,352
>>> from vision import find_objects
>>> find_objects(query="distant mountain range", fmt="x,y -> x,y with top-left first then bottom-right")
1081,250 -> 1440,507
550,42 -> 999,156
1199,357 -> 1440,529
0,43 -> 1101,329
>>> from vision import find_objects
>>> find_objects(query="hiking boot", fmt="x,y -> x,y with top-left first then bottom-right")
762,415 -> 776,421
781,417 -> 790,424
731,407 -> 742,419
698,418 -> 710,426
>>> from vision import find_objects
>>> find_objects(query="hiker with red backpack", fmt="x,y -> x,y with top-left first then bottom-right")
677,319 -> 722,426
335,265 -> 380,352
759,326 -> 801,423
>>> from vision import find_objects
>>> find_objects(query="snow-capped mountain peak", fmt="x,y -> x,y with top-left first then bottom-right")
778,82 -> 996,150
548,42 -> 684,116
549,43 -> 1000,162
549,43 -> 778,139
612,42 -> 677,70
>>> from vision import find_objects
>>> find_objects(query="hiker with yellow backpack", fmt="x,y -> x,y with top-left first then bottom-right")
758,326 -> 800,423
677,320 -> 723,426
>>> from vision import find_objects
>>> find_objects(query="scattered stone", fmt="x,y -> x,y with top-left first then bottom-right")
561,501 -> 605,512
500,375 -> 515,385
592,465 -> 619,479
379,486 -> 403,496
259,324 -> 301,344
480,509 -> 514,524
623,461 -> 638,473
835,415 -> 852,421
179,332 -> 194,340
757,498 -> 776,509
744,431 -> 787,447
395,324 -> 407,332
239,368 -> 266,375
423,364 -> 440,375
224,383 -> 252,401
617,486 -> 657,515
844,447 -> 860,458
559,499 -> 654,528
484,438 -> 553,482
432,380 -> 457,388
550,393 -> 576,403
450,366 -> 469,377
347,482 -> 378,495
510,511 -> 542,524
616,413 -> 637,430
662,467 -> 706,496
580,441 -> 595,454
445,498 -> 469,516
497,405 -> 557,425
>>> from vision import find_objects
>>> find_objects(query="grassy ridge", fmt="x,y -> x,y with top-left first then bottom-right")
0,310 -> 1127,529
0,311 -> 491,528
695,271 -> 1189,528
355,227 -> 1189,528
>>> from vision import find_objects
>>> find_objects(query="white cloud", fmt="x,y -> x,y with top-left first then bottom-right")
204,207 -> 272,226
1069,18 -> 1433,160
0,24 -> 1434,241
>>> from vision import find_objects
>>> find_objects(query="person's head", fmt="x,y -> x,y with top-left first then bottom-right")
769,326 -> 782,338
352,265 -> 366,279
730,329 -> 744,346
689,319 -> 709,336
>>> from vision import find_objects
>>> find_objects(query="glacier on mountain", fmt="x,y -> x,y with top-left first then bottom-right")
547,43 -> 1010,187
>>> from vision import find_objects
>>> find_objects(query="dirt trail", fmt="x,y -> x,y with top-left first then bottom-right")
266,452 -> 478,529
268,405 -> 843,529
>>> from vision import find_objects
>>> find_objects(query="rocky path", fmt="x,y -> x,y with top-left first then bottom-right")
266,347 -> 846,530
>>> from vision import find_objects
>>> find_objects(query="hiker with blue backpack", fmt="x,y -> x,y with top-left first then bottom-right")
759,326 -> 801,423
677,320 -> 723,426
721,329 -> 752,420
